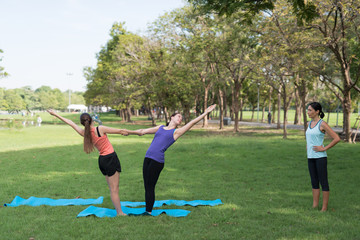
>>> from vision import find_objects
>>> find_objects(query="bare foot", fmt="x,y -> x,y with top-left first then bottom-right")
117,212 -> 127,216
320,208 -> 327,212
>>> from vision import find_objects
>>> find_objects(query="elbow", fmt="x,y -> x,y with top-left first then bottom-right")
335,135 -> 341,144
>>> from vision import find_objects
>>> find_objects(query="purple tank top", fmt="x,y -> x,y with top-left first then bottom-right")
145,125 -> 176,163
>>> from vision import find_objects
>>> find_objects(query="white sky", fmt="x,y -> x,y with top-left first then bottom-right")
0,0 -> 185,92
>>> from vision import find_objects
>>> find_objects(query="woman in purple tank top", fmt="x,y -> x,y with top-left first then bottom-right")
135,104 -> 216,214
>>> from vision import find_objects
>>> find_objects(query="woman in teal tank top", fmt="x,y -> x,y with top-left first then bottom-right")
306,102 -> 340,211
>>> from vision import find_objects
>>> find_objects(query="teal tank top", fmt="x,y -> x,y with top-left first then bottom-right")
306,119 -> 327,159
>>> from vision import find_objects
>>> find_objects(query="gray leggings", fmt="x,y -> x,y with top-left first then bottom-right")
308,157 -> 329,191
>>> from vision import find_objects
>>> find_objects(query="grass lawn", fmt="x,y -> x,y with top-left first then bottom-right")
0,117 -> 359,240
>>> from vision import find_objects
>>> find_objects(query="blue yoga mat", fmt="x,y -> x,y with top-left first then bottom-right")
77,206 -> 191,218
4,196 -> 103,207
121,199 -> 223,208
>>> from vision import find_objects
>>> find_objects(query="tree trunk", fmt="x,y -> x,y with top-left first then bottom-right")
298,79 -> 308,136
183,105 -> 191,124
268,87 -> 272,113
282,84 -> 294,139
147,97 -> 156,126
343,89 -> 352,142
262,106 -> 265,123
156,107 -> 161,120
240,97 -> 244,121
164,106 -> 169,124
121,109 -> 126,123
224,87 -> 228,117
126,102 -> 132,123
294,86 -> 301,125
277,88 -> 281,129
233,80 -> 241,132
218,88 -> 224,130
283,95 -> 289,139
202,86 -> 209,128
272,102 -> 276,124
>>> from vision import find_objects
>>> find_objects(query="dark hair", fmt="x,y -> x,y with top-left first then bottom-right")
308,102 -> 325,119
80,113 -> 94,154
166,112 -> 180,126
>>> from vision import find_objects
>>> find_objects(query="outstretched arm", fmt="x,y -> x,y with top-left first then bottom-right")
136,125 -> 161,136
173,104 -> 216,141
47,109 -> 84,136
100,125 -> 161,136
98,126 -> 149,136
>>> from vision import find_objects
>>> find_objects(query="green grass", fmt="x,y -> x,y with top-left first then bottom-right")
0,120 -> 359,240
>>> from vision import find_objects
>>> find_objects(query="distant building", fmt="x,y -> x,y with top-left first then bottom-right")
88,105 -> 111,113
67,104 -> 88,113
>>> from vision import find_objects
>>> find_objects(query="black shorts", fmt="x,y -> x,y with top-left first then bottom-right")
98,152 -> 121,176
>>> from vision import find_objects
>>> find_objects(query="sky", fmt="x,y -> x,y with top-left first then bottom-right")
0,0 -> 185,92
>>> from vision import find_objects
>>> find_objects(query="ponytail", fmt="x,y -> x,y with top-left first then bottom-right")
308,102 -> 325,119
80,113 -> 94,154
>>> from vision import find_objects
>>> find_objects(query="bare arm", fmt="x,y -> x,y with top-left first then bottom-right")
47,109 -> 84,136
137,126 -> 161,135
173,104 -> 216,141
103,125 -> 160,136
313,121 -> 341,152
98,126 -> 147,136
97,126 -> 130,136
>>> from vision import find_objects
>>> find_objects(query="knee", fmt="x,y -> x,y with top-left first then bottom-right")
109,186 -> 119,195
108,182 -> 119,193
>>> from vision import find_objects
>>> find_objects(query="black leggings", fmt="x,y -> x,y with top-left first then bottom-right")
308,157 -> 329,191
143,157 -> 164,212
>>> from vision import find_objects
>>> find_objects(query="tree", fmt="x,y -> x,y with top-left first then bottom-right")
0,49 -> 8,79
189,0 -> 318,24
4,89 -> 25,113
148,8 -> 203,123
85,22 -> 146,122
168,7 -> 220,126
35,86 -> 61,110
217,13 -> 261,132
305,0 -> 360,142
17,86 -> 40,112
257,0 -> 327,137
0,88 -> 9,110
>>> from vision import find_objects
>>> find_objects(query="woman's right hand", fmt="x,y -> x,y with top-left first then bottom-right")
205,104 -> 216,113
47,109 -> 56,116
120,130 -> 129,136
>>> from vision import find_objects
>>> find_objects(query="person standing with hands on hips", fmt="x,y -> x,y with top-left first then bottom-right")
134,104 -> 217,215
306,102 -> 340,211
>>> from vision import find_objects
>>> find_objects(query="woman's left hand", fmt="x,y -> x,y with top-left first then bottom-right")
313,146 -> 326,152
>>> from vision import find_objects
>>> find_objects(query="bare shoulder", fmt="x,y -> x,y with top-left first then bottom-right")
320,120 -> 331,131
